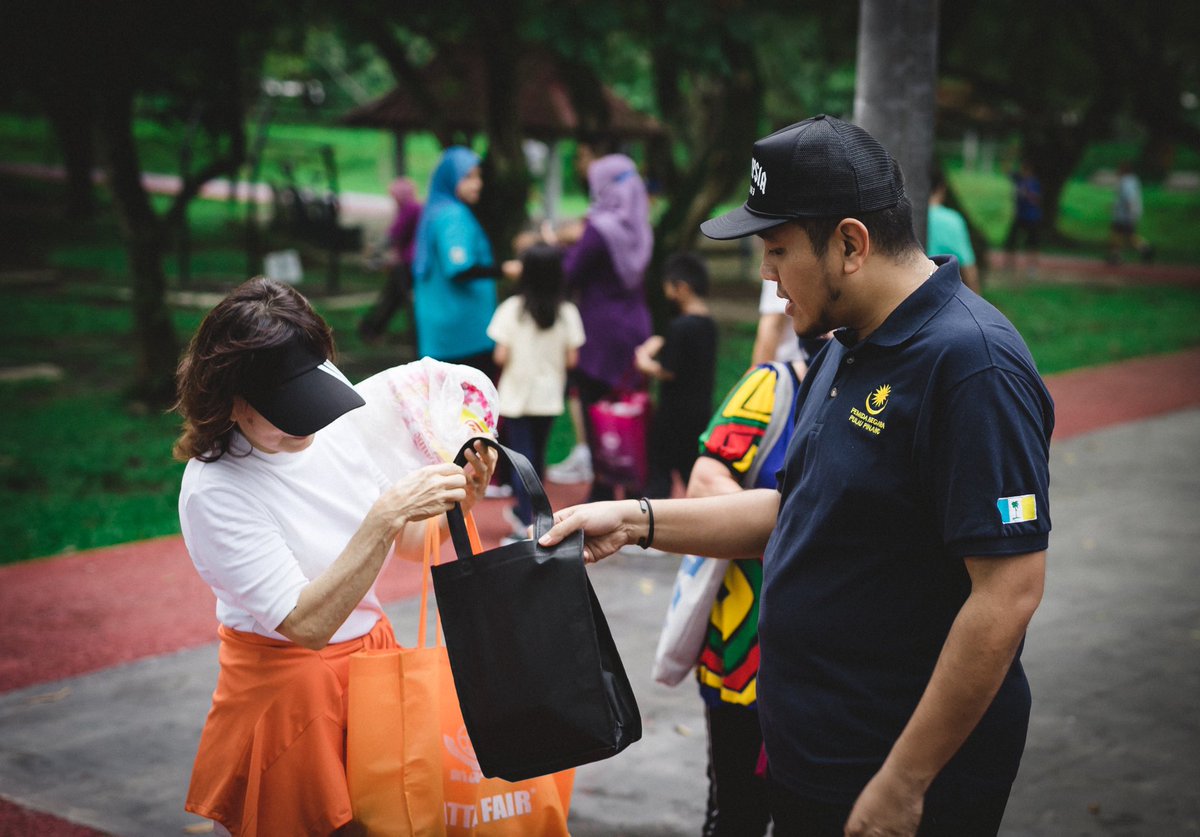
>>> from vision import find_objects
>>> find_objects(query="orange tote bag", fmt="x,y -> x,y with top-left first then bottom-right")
347,518 -> 573,836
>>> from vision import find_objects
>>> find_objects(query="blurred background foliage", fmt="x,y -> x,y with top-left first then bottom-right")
1,0 -> 1198,562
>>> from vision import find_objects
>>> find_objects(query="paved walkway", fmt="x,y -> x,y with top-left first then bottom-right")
3,348 -> 1199,835
3,158 -> 1200,832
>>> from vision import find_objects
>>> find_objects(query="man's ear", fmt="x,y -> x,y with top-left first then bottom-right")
836,219 -> 869,273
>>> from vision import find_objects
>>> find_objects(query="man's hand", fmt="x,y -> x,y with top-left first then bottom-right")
844,764 -> 924,837
539,500 -> 640,563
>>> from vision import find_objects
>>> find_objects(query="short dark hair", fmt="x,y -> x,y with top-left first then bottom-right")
794,159 -> 921,260
663,251 -> 710,297
172,277 -> 335,462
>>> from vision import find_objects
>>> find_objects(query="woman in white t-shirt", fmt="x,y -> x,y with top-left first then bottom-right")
488,244 -> 586,539
173,277 -> 495,836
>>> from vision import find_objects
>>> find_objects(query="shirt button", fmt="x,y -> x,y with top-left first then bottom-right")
830,387 -> 839,398
845,357 -> 855,365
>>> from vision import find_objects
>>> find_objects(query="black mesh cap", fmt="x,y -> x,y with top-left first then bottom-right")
700,114 -> 904,240
240,333 -> 365,436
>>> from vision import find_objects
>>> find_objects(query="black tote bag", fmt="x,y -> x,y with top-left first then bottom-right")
431,437 -> 642,782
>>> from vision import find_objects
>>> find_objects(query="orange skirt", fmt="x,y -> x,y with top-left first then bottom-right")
186,616 -> 398,837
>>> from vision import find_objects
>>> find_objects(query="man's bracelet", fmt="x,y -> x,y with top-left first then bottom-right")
637,497 -> 655,550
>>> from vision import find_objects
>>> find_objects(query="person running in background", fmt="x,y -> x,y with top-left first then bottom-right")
488,244 -> 586,542
412,146 -> 501,382
359,176 -> 422,346
1108,160 -> 1155,265
635,252 -> 718,500
1004,160 -> 1042,274
927,169 -> 981,294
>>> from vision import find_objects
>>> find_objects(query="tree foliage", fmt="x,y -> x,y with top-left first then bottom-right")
939,0 -> 1199,237
4,0 -> 276,402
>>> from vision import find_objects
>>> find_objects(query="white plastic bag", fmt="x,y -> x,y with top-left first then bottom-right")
651,554 -> 727,686
351,358 -> 498,482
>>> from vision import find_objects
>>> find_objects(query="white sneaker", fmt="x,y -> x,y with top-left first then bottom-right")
500,506 -> 530,540
546,444 -> 593,484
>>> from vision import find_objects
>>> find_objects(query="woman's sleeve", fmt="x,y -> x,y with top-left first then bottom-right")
182,486 -> 310,631
562,224 -> 602,290
486,297 -> 517,345
564,302 -> 586,349
433,210 -> 478,276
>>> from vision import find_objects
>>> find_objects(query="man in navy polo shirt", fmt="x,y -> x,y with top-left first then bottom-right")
541,115 -> 1053,836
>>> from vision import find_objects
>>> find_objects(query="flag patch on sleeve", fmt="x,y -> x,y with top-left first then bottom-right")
997,494 -> 1037,524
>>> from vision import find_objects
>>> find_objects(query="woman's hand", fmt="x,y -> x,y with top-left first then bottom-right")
501,258 -> 523,280
374,463 -> 468,540
460,440 -> 499,514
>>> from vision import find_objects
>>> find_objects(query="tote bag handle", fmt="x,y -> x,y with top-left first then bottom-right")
417,519 -> 444,649
446,436 -> 554,556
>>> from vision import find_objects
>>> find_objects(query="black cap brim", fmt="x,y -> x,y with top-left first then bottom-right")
700,204 -> 791,240
249,361 -> 366,437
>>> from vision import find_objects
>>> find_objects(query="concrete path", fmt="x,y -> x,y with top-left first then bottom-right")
3,350 -> 1200,836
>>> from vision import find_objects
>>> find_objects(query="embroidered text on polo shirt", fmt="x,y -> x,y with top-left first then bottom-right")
848,383 -> 891,436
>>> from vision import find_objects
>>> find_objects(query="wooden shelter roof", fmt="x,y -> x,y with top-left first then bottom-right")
342,49 -> 663,141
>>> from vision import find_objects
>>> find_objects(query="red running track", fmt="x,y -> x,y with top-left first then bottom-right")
1,350 -> 1198,835
4,351 -> 1200,695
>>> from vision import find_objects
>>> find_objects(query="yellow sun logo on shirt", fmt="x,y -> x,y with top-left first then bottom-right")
865,384 -> 891,416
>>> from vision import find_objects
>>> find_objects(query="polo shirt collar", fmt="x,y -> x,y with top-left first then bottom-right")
834,256 -> 959,350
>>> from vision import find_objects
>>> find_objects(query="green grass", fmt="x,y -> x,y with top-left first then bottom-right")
3,115 -> 1199,565
950,170 -> 1200,265
4,278 -> 1198,565
6,108 -> 1197,260
0,111 -> 590,210
984,283 -> 1200,374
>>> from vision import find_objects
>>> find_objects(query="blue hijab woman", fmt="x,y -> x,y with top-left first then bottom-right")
412,146 -> 499,377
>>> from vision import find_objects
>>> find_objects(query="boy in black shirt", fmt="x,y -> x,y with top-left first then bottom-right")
635,252 -> 718,499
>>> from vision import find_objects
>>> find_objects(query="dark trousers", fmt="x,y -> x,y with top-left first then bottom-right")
1004,217 -> 1041,252
499,415 -> 554,526
359,263 -> 414,343
703,703 -> 771,837
766,773 -> 1011,837
644,410 -> 704,499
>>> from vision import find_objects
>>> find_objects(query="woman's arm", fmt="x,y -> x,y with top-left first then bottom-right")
450,264 -> 499,283
277,444 -> 495,649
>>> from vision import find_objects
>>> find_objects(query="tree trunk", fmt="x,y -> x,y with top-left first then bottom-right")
649,31 -> 763,325
853,0 -> 939,244
473,1 -> 530,261
96,88 -> 179,405
654,35 -> 763,253
44,91 -> 97,221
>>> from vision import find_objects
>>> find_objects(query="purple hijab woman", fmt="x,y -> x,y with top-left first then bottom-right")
561,153 -> 654,500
